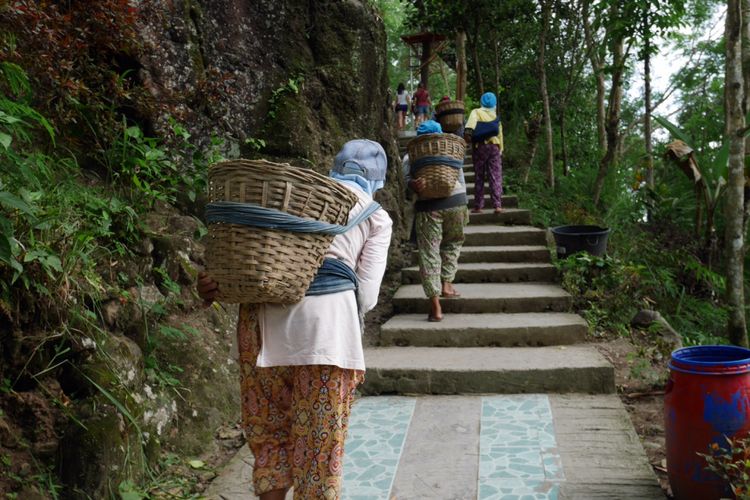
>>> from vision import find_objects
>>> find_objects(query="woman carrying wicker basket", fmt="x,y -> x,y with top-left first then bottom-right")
464,92 -> 504,214
197,140 -> 392,500
403,120 -> 468,322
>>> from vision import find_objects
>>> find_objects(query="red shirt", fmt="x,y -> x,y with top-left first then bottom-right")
414,88 -> 430,106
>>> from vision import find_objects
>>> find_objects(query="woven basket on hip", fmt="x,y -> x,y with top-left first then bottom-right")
435,100 -> 465,132
407,133 -> 466,200
205,159 -> 358,304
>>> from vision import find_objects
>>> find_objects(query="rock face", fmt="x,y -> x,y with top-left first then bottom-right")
137,0 -> 402,184
136,0 -> 409,335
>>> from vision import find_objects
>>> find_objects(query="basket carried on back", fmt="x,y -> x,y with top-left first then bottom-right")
205,159 -> 358,304
407,133 -> 466,200
435,100 -> 465,133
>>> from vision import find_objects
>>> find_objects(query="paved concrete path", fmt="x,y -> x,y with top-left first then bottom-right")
205,135 -> 662,499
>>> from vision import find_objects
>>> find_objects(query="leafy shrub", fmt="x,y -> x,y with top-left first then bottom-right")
701,435 -> 750,499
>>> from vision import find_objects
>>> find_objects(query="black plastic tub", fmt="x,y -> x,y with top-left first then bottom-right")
550,225 -> 611,259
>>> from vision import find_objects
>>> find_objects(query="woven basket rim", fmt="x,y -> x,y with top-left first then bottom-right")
406,133 -> 466,160
436,100 -> 465,111
208,159 -> 357,209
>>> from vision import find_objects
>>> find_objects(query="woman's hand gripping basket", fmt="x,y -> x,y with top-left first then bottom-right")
407,133 -> 465,199
435,100 -> 465,133
204,160 -> 358,304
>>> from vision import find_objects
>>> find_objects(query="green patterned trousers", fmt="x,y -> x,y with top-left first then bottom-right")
415,205 -> 469,298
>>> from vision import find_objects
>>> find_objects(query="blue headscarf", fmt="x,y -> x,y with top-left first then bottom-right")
330,139 -> 387,196
417,120 -> 442,135
481,92 -> 497,109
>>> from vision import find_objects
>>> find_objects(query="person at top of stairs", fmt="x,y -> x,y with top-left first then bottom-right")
465,91 -> 504,214
403,120 -> 469,322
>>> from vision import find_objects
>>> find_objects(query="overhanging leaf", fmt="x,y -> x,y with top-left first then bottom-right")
0,132 -> 11,150
0,235 -> 11,264
655,115 -> 694,146
0,191 -> 34,216
709,140 -> 731,185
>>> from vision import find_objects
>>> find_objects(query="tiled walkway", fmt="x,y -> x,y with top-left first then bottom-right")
342,397 -> 416,499
206,394 -> 662,499
343,395 -> 562,499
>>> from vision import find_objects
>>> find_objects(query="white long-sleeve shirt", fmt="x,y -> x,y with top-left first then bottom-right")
256,184 -> 392,370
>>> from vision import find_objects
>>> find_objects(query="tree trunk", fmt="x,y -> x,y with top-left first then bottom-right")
742,0 -> 750,231
644,15 -> 654,189
593,9 -> 625,206
560,113 -> 569,175
521,114 -> 542,184
538,0 -> 555,189
725,0 -> 748,346
455,31 -> 468,101
582,0 -> 607,153
438,57 -> 450,92
467,18 -> 484,95
420,39 -> 431,86
493,32 -> 500,97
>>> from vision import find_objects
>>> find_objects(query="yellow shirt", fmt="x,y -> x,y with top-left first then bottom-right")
465,107 -> 503,151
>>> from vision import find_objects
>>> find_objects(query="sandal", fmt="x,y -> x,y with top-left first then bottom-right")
441,291 -> 461,298
471,207 -> 482,213
427,314 -> 443,322
494,207 -> 504,214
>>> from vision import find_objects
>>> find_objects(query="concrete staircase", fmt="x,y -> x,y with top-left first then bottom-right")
205,134 -> 663,499
362,140 -> 613,396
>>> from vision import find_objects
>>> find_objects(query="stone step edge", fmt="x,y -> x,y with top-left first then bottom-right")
361,346 -> 615,395
380,313 -> 588,347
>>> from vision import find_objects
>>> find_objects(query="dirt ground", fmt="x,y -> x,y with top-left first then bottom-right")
595,335 -> 673,498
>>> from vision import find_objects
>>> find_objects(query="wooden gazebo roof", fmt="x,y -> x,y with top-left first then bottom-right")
400,32 -> 447,46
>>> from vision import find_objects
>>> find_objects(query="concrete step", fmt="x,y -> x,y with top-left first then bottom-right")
469,208 -> 531,225
458,245 -> 551,263
402,262 -> 557,284
464,224 -> 546,246
392,282 -> 572,314
467,184 -> 514,196
380,312 -> 588,347
467,194 -> 518,208
361,346 -> 615,394
410,245 -> 551,266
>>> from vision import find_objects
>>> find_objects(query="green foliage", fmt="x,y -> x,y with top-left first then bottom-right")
555,244 -> 728,344
371,0 -> 415,90
557,253 -> 645,336
0,0 -> 146,148
266,76 -> 305,121
701,435 -> 750,499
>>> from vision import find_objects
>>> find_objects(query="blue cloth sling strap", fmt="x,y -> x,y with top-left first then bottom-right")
306,257 -> 359,296
204,199 -> 381,297
409,155 -> 463,175
205,200 -> 381,235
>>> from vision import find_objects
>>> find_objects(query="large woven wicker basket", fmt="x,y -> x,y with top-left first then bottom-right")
205,159 -> 358,304
407,133 -> 466,200
435,100 -> 465,133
